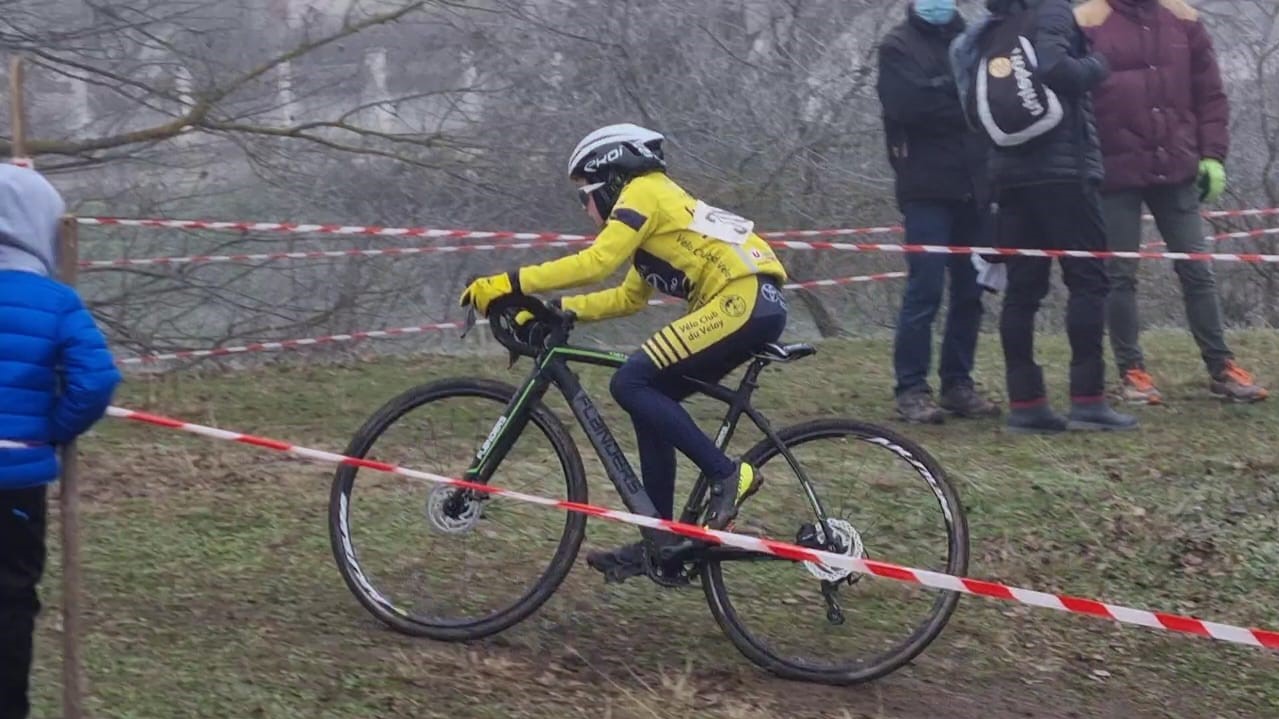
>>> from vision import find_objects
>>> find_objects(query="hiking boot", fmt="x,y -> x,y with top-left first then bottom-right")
1006,403 -> 1068,434
586,542 -> 645,584
1209,360 -> 1269,403
1119,368 -> 1163,405
703,462 -> 764,531
1068,401 -> 1139,431
939,385 -> 1002,418
896,389 -> 945,424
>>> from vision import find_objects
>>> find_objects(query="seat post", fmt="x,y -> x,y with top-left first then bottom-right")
739,358 -> 767,393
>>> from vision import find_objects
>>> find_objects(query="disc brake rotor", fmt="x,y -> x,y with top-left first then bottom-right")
425,486 -> 483,535
802,518 -> 864,582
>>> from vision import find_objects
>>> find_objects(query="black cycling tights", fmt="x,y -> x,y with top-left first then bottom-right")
608,276 -> 787,519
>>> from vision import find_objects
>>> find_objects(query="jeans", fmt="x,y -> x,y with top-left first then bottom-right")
1103,180 -> 1233,375
892,200 -> 988,397
0,485 -> 46,719
995,183 -> 1110,405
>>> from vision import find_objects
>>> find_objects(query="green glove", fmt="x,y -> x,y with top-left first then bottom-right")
1197,158 -> 1226,204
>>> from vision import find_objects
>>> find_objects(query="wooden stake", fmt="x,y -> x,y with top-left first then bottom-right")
8,56 -> 30,165
57,216 -> 86,719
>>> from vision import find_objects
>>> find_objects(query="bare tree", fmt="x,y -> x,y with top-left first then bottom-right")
5,0 -> 1275,363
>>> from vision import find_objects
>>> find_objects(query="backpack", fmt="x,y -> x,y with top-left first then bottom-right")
953,6 -> 1063,147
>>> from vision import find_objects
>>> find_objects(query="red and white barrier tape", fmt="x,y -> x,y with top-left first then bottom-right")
1142,226 -> 1279,249
104,404 -> 1279,650
782,271 -> 906,288
76,217 -> 594,242
1196,207 -> 1279,219
81,227 -> 1279,270
72,208 -> 1279,243
75,216 -> 903,241
773,240 -> 1279,264
114,273 -> 907,365
80,241 -> 591,268
117,321 -> 470,365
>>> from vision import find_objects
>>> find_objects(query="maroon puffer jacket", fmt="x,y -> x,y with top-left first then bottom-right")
1075,0 -> 1229,192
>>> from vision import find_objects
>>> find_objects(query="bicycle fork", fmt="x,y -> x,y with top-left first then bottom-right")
464,366 -> 547,485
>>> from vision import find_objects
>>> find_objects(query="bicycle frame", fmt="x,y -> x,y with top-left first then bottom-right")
462,340 -> 833,549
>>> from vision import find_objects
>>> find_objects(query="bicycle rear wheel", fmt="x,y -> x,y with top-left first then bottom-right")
329,378 -> 588,641
702,418 -> 968,684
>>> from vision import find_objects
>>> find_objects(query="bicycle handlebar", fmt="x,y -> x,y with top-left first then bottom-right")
478,294 -> 576,359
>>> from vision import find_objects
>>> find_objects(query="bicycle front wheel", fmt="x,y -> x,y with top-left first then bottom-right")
702,418 -> 968,684
329,378 -> 588,641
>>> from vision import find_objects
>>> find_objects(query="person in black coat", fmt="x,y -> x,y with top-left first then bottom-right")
876,0 -> 1000,424
976,0 -> 1137,432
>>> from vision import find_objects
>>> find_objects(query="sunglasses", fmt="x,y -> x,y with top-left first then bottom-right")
576,181 -> 605,208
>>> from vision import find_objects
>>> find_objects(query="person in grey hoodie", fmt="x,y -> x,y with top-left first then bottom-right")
0,165 -> 120,719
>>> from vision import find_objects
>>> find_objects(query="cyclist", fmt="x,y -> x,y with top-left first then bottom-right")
459,123 -> 790,581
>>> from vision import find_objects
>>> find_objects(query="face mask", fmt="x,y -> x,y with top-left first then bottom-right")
915,0 -> 957,25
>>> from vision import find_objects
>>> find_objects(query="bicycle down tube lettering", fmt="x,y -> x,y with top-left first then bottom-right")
571,391 -> 644,497
476,415 -> 508,461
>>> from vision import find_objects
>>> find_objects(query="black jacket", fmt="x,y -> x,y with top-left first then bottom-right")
877,8 -> 989,208
983,0 -> 1109,188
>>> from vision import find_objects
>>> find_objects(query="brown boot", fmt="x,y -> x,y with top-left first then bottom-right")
896,389 -> 945,424
939,385 -> 1001,418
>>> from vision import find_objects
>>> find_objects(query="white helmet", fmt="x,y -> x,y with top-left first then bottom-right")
566,123 -> 666,180
566,123 -> 667,217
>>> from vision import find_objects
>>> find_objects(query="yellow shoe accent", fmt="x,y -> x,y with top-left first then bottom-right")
737,463 -> 763,503
703,463 -> 763,531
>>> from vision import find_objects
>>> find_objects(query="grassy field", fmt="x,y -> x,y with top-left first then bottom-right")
28,328 -> 1279,718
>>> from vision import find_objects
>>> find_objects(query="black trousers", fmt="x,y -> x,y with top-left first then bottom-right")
0,486 -> 47,719
995,182 -> 1110,405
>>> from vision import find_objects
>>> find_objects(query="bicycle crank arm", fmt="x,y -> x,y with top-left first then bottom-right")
820,580 -> 846,626
671,543 -> 797,564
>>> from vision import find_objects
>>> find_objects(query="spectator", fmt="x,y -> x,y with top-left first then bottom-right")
1076,0 -> 1267,404
0,165 -> 121,719
955,0 -> 1137,433
876,0 -> 1000,424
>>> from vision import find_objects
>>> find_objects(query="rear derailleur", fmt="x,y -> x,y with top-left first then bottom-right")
795,520 -> 866,626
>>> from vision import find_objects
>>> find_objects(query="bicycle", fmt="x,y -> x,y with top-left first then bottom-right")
329,295 -> 969,685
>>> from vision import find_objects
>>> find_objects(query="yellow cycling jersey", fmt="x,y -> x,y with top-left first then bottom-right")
517,172 -> 788,321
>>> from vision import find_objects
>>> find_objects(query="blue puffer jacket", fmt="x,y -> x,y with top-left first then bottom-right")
0,165 -> 121,489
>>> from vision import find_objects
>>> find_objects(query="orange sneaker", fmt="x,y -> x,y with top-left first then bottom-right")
1120,368 -> 1163,405
1209,360 -> 1269,403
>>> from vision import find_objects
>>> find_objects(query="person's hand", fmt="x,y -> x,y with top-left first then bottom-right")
1198,158 -> 1226,204
458,271 -> 519,315
511,309 -> 546,346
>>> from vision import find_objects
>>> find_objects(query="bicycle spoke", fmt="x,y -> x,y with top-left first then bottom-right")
329,379 -> 587,640
703,418 -> 967,684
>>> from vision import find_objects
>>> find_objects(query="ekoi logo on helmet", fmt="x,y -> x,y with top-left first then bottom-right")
583,146 -> 624,175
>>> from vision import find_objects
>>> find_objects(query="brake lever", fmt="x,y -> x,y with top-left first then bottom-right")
460,305 -> 478,339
